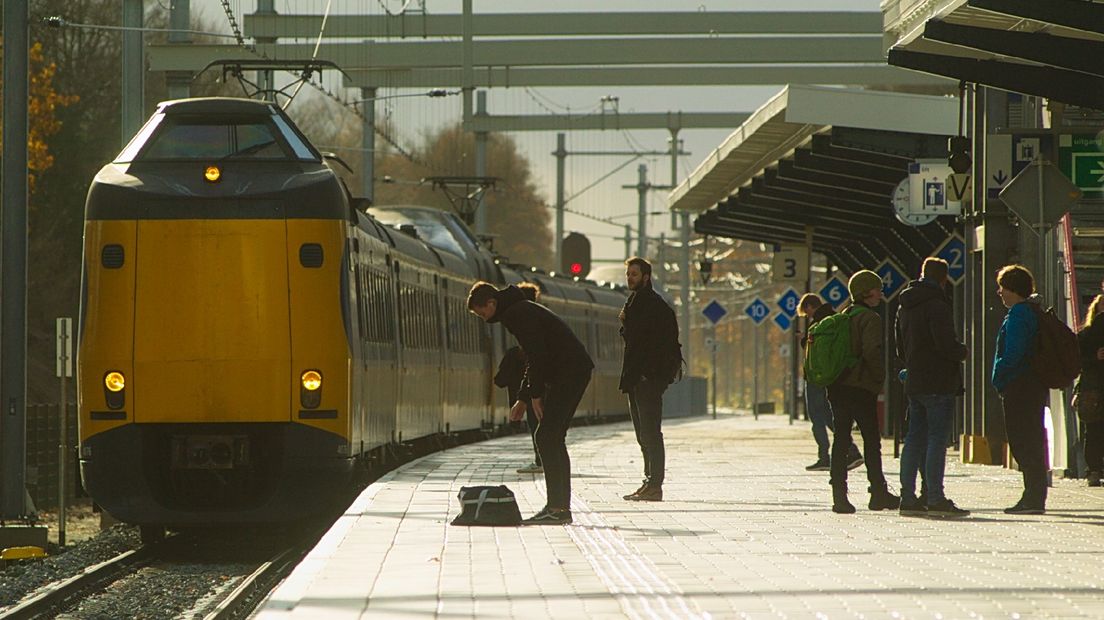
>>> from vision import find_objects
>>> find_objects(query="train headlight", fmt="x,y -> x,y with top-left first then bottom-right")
204,165 -> 221,183
103,371 -> 126,410
301,370 -> 322,391
300,370 -> 322,409
104,372 -> 125,392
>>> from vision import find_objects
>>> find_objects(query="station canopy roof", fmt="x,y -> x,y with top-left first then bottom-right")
884,0 -> 1104,110
667,85 -> 961,274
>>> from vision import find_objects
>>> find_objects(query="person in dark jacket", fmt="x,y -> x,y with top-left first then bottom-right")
827,270 -> 900,514
469,282 -> 594,525
619,257 -> 682,502
493,282 -> 544,474
895,258 -> 969,518
1074,294 -> 1104,487
798,294 -> 862,473
992,264 -> 1047,514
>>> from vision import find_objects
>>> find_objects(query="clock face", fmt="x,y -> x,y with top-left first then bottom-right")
892,178 -> 937,226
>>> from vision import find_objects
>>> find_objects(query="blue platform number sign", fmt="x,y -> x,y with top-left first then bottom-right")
819,276 -> 850,310
702,299 -> 728,326
744,298 -> 770,326
773,312 -> 792,332
776,288 -> 800,319
933,233 -> 966,285
875,259 -> 908,301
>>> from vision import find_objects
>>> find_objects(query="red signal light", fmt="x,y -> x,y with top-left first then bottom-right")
570,262 -> 583,275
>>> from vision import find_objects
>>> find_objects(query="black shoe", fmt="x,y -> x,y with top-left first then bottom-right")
832,485 -> 856,514
926,498 -> 970,519
523,508 -> 572,525
868,488 -> 900,511
899,496 -> 927,517
1088,471 -> 1102,487
805,459 -> 831,471
623,482 -> 649,500
1004,502 -> 1045,515
846,450 -> 864,471
626,485 -> 662,502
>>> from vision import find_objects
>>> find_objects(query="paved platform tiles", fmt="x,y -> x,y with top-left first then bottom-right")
256,413 -> 1104,619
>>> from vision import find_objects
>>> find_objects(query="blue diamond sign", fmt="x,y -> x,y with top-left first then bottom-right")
773,312 -> 792,332
819,276 -> 850,309
744,297 -> 770,325
933,233 -> 966,285
875,259 -> 908,301
777,288 -> 800,318
702,299 -> 728,326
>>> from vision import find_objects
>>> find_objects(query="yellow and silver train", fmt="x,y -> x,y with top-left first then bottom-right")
78,97 -> 628,535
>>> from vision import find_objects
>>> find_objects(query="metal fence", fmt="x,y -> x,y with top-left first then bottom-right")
25,403 -> 80,510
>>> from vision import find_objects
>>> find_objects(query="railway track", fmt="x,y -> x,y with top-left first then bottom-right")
0,529 -> 313,620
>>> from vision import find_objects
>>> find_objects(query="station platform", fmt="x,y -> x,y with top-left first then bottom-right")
255,413 -> 1104,619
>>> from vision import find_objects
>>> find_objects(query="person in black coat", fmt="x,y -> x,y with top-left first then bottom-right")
469,282 -> 594,525
619,257 -> 681,502
1074,294 -> 1104,487
493,283 -> 544,474
895,257 -> 969,518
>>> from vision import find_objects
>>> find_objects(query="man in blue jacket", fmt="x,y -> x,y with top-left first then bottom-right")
896,258 -> 969,518
992,264 -> 1047,514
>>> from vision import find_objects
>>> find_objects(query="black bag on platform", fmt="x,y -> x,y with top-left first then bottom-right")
451,485 -> 523,526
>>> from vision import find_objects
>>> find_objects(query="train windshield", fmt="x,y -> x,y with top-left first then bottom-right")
116,113 -> 320,163
371,209 -> 466,257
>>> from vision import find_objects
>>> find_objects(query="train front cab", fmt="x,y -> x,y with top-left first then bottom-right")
78,98 -> 357,526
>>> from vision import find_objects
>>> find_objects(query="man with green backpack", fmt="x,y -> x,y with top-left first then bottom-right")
804,270 -> 900,514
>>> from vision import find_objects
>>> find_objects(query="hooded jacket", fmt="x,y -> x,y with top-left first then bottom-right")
835,300 -> 885,395
618,282 -> 681,392
895,279 -> 967,395
488,285 -> 594,399
992,296 -> 1041,393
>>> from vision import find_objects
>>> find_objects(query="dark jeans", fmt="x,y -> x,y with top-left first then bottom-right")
1001,372 -> 1049,506
628,378 -> 666,486
806,381 -> 833,461
827,384 -> 887,491
525,405 -> 541,466
534,371 -> 591,511
900,394 -> 954,504
1086,420 -> 1104,473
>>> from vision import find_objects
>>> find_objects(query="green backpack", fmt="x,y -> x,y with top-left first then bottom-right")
803,305 -> 867,388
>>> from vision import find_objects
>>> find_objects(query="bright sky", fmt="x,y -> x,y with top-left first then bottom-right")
193,0 -> 884,266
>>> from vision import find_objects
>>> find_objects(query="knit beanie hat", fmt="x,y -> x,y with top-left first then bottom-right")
848,270 -> 883,301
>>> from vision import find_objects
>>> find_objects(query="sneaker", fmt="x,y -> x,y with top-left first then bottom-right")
846,450 -> 864,471
1088,471 -> 1102,487
626,485 -> 663,502
926,498 -> 970,519
516,463 -> 544,474
522,508 -> 572,525
1003,502 -> 1045,515
805,459 -> 831,471
899,497 -> 927,517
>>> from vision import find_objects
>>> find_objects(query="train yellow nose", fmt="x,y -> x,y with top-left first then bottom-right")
301,370 -> 322,391
104,371 -> 126,392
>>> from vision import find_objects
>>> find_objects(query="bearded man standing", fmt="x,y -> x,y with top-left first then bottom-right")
620,257 -> 682,502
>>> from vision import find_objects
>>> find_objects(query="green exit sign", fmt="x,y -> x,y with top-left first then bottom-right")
1060,134 -> 1104,195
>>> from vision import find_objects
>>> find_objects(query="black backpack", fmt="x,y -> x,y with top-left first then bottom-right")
1029,304 -> 1081,389
451,485 -> 523,526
